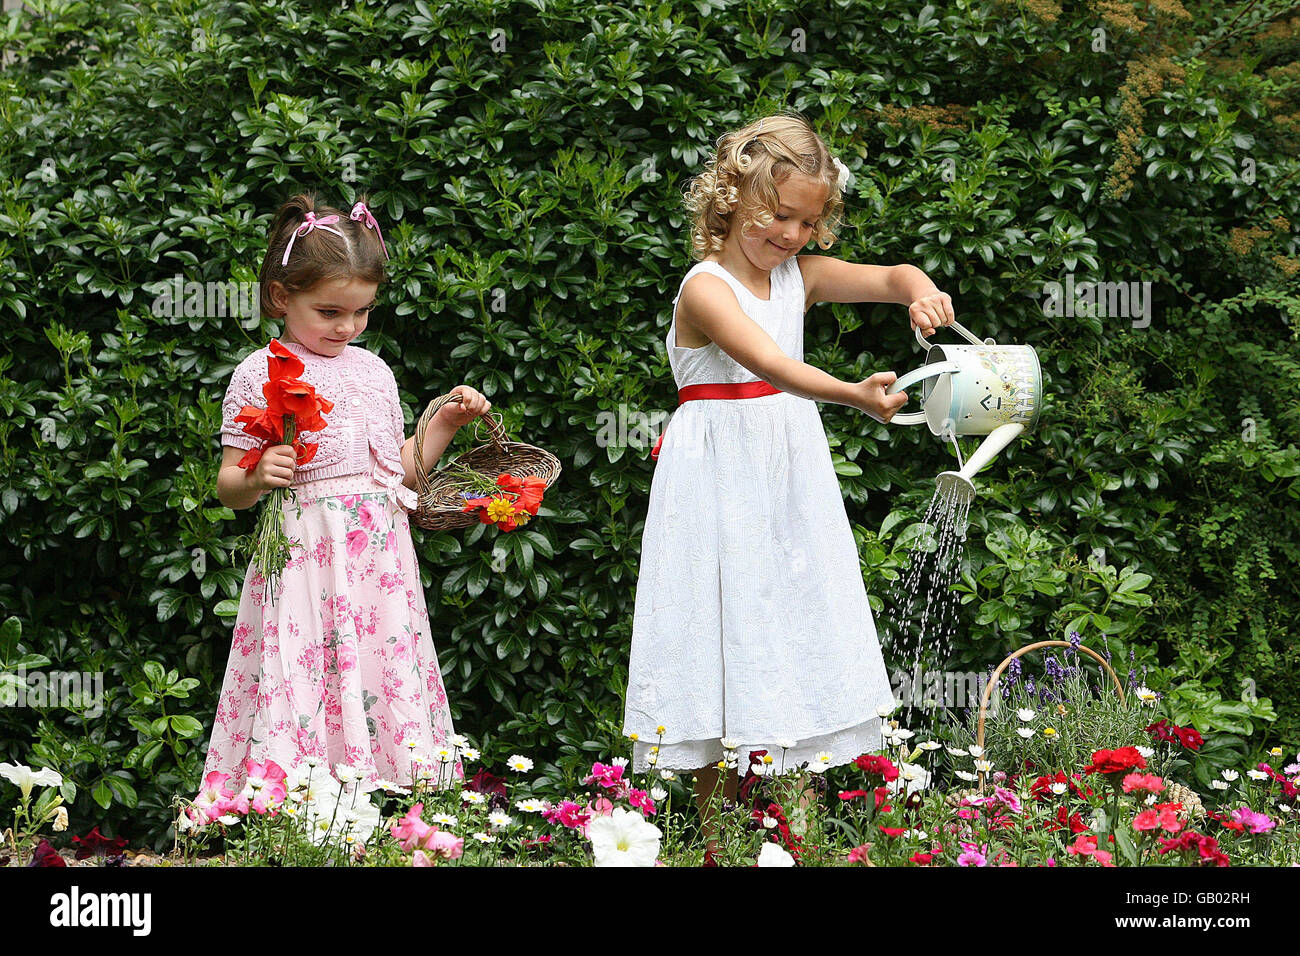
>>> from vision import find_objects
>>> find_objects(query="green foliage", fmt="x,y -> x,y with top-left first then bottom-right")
1,0 -> 1298,849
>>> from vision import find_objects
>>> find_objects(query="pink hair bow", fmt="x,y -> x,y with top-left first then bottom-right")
281,211 -> 346,266
350,200 -> 390,260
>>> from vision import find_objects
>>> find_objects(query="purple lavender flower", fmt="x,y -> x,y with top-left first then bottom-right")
1025,676 -> 1036,698
1102,637 -> 1112,661
1068,630 -> 1081,655
1006,657 -> 1021,687
1045,655 -> 1064,683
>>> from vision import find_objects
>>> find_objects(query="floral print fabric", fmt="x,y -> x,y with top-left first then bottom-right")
199,465 -> 460,795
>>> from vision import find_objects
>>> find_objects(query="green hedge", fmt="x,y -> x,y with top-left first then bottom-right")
1,0 -> 1298,848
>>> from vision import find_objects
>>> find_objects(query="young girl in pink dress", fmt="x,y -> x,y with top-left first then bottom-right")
199,192 -> 489,796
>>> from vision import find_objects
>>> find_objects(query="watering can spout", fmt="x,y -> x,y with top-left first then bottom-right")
935,422 -> 1026,507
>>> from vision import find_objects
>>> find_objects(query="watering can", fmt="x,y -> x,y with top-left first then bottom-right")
885,320 -> 1041,507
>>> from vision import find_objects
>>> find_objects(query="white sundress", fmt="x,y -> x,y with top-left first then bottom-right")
623,255 -> 896,774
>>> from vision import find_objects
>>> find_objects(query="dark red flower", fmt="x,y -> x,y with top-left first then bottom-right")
1175,726 -> 1204,751
72,826 -> 128,860
854,753 -> 900,783
28,839 -> 65,867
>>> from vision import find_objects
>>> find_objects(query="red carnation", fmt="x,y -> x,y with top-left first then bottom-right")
1084,746 -> 1147,777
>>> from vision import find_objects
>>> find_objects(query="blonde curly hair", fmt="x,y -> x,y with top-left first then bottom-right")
683,110 -> 847,260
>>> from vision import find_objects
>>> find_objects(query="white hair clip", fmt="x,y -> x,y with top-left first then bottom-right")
831,156 -> 854,193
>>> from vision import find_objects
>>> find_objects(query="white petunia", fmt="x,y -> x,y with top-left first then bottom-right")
588,807 -> 662,867
756,841 -> 796,867
0,763 -> 63,801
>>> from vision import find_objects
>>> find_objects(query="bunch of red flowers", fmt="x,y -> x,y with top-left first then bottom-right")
232,339 -> 334,601
461,473 -> 546,532
234,338 -> 333,470
1144,719 -> 1204,751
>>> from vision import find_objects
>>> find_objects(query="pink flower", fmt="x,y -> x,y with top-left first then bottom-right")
1231,806 -> 1276,834
583,762 -> 628,792
847,845 -> 872,864
543,800 -> 592,833
426,830 -> 464,859
244,758 -> 287,788
990,786 -> 1022,814
1122,773 -> 1165,795
193,771 -> 235,823
957,842 -> 988,867
390,803 -> 436,852
627,788 -> 656,817
358,500 -> 381,530
412,850 -> 434,867
346,529 -> 368,559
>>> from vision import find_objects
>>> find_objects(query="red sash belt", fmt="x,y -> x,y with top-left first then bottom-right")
649,380 -> 783,461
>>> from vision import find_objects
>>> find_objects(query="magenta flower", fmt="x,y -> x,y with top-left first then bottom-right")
627,788 -> 657,817
583,762 -> 628,792
989,787 -> 1022,814
425,830 -> 464,860
957,841 -> 988,867
1231,806 -> 1276,834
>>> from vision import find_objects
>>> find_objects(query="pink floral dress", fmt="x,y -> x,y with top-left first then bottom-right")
198,341 -> 460,795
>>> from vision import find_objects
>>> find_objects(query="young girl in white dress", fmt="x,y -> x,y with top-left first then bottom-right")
623,112 -> 956,835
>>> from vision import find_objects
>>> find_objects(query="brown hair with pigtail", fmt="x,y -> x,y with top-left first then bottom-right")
683,109 -> 846,260
258,191 -> 389,319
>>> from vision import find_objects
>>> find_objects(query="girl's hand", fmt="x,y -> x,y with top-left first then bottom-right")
909,291 -> 956,338
849,372 -> 910,424
252,444 -> 296,491
435,385 -> 492,429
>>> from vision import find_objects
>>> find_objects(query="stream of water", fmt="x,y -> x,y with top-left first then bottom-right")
881,475 -> 974,734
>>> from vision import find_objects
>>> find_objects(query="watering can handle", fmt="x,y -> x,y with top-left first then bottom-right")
915,319 -> 990,351
883,361 -> 961,426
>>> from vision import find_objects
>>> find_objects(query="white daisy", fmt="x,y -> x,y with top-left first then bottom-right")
431,812 -> 457,826
1017,708 -> 1036,721
1247,769 -> 1270,781
1050,782 -> 1068,795
968,744 -> 986,758
946,746 -> 969,757
1134,686 -> 1159,704
774,737 -> 797,750
507,755 -> 534,773
1136,745 -> 1155,759
974,759 -> 993,773
472,832 -> 497,844
650,786 -> 667,801
1017,728 -> 1035,739
461,748 -> 480,762
658,769 -> 676,781
876,701 -> 899,718
1221,769 -> 1240,781
917,741 -> 942,752
720,737 -> 741,751
515,799 -> 546,813
461,790 -> 486,805
488,811 -> 513,830
450,734 -> 470,749
1209,780 -> 1230,791
954,770 -> 979,783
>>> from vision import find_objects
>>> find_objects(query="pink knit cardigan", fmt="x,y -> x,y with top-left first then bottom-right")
220,339 -> 418,511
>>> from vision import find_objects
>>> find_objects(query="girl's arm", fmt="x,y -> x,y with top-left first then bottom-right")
399,387 -> 492,490
217,444 -> 294,510
677,273 -> 903,420
798,257 -> 951,335
400,409 -> 459,491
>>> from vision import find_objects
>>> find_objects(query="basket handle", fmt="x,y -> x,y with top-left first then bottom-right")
412,392 -> 510,493
974,640 -> 1126,793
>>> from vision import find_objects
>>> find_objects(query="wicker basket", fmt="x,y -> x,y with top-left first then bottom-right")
410,392 -> 561,531
974,639 -> 1126,793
